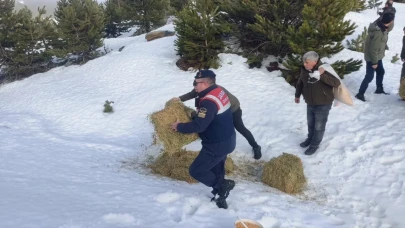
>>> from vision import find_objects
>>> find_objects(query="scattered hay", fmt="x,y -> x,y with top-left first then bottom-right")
261,153 -> 306,194
399,78 -> 405,100
232,158 -> 265,182
150,100 -> 199,153
150,150 -> 235,183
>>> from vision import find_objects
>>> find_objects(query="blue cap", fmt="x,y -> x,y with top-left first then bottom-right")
194,70 -> 216,79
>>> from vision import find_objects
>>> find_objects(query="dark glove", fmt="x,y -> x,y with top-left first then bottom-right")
190,111 -> 197,119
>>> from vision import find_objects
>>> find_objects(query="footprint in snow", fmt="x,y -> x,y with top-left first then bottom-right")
102,213 -> 139,226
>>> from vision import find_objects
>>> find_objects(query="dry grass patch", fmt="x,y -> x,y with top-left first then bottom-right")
150,150 -> 235,183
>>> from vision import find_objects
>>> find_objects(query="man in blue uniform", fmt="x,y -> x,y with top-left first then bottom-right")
171,70 -> 236,209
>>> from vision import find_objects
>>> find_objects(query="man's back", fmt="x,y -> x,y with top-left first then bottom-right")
364,22 -> 388,63
198,86 -> 235,143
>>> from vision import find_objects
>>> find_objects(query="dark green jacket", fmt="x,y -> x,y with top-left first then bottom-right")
179,85 -> 240,113
295,61 -> 341,105
364,21 -> 389,64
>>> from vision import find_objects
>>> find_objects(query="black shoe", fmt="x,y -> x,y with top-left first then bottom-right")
211,188 -> 218,196
215,179 -> 235,209
253,145 -> 262,160
210,188 -> 219,201
217,179 -> 235,198
355,94 -> 366,102
215,197 -> 228,209
375,87 -> 390,95
299,139 -> 311,148
304,146 -> 319,155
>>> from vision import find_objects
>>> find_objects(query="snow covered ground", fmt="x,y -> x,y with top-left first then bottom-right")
1,5 -> 405,228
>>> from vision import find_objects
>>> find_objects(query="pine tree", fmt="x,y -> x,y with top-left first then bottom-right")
283,0 -> 362,84
123,0 -> 170,34
391,53 -> 399,63
0,0 -> 16,56
170,0 -> 189,12
103,0 -> 129,38
280,54 -> 302,85
352,0 -> 367,12
245,0 -> 307,57
331,58 -> 362,79
218,0 -> 256,49
1,6 -> 59,81
1,0 -> 18,79
54,0 -> 105,61
346,26 -> 367,52
0,0 -> 14,11
288,0 -> 356,57
174,0 -> 231,70
219,0 -> 307,68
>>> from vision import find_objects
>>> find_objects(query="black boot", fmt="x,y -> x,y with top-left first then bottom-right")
252,145 -> 262,160
375,87 -> 389,95
215,179 -> 235,209
215,197 -> 228,209
299,138 -> 311,148
211,188 -> 218,196
210,188 -> 218,202
355,94 -> 366,102
304,146 -> 319,155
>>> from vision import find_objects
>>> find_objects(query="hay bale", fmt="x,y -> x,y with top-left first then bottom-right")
150,100 -> 199,153
399,78 -> 405,100
150,150 -> 235,183
261,153 -> 306,194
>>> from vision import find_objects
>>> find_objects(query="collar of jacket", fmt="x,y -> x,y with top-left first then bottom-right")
198,84 -> 218,98
302,60 -> 324,73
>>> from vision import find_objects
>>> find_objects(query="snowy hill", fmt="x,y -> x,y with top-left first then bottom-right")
1,5 -> 405,228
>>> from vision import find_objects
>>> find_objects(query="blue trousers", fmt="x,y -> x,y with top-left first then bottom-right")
358,60 -> 385,95
307,104 -> 331,147
189,134 -> 236,189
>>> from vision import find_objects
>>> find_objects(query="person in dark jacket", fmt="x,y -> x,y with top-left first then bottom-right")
295,51 -> 341,155
171,70 -> 236,209
378,0 -> 396,18
376,0 -> 395,50
172,73 -> 262,160
401,26 -> 405,81
355,13 -> 395,102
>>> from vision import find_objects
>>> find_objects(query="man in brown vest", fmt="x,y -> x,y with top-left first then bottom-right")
172,72 -> 262,160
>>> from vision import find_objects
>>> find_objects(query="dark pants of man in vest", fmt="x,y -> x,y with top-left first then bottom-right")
232,108 -> 259,148
189,134 -> 236,190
